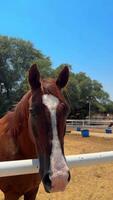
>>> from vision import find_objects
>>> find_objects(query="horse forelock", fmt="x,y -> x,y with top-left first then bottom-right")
42,79 -> 65,102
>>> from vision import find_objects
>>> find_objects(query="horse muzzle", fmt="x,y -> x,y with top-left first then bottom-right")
42,170 -> 71,193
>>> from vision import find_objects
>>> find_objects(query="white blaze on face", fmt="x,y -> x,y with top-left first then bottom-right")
42,94 -> 69,192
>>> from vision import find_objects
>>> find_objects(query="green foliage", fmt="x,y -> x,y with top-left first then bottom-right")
104,101 -> 113,114
62,71 -> 113,118
0,35 -> 52,116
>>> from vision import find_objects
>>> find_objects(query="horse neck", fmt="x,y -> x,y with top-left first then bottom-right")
13,91 -> 37,158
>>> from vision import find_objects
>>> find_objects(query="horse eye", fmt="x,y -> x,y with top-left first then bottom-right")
60,103 -> 70,116
29,106 -> 42,117
29,107 -> 32,112
29,108 -> 36,116
29,107 -> 33,113
60,103 -> 67,112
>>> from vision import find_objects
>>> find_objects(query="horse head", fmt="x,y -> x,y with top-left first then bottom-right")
28,64 -> 70,193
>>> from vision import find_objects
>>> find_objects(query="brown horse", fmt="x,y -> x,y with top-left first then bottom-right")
0,64 -> 70,200
108,122 -> 113,127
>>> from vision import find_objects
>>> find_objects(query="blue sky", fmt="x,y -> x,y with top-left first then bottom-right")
0,0 -> 113,99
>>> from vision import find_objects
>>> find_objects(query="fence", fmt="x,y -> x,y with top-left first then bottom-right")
0,120 -> 112,177
0,151 -> 113,177
66,119 -> 113,130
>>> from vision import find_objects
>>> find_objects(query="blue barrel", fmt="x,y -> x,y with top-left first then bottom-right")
81,129 -> 89,137
105,128 -> 112,134
76,127 -> 81,131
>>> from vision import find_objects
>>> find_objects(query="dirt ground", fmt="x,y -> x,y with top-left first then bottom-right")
1,134 -> 113,199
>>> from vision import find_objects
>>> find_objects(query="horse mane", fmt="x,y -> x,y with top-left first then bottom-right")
0,91 -> 32,137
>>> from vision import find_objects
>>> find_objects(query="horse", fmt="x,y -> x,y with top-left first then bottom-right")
108,122 -> 113,127
0,64 -> 70,200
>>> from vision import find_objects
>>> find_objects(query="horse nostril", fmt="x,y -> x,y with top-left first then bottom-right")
42,172 -> 51,193
68,171 -> 71,182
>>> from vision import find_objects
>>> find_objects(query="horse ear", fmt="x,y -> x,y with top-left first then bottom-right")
28,64 -> 41,90
56,66 -> 69,89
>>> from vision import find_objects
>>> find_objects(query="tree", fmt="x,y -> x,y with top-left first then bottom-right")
0,36 -> 52,116
62,71 -> 113,118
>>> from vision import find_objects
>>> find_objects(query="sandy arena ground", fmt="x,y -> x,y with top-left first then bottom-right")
1,132 -> 113,199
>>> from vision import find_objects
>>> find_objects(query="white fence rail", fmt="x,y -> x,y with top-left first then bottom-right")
66,119 -> 113,129
0,151 -> 113,177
